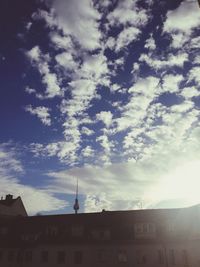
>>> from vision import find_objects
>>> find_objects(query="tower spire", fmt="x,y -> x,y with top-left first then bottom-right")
73,177 -> 79,214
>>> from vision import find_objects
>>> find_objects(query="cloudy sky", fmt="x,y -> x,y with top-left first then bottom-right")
0,0 -> 200,215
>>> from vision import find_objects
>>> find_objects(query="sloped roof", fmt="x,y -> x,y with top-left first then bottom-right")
0,197 -> 18,206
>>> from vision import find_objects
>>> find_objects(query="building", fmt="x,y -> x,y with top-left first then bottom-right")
0,196 -> 200,267
0,194 -> 27,217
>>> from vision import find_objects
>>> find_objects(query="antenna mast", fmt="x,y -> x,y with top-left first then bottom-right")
73,177 -> 79,214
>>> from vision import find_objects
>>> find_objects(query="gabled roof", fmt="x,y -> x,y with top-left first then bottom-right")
0,197 -> 18,207
0,195 -> 28,216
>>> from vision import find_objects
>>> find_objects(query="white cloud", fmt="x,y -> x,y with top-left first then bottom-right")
30,139 -> 80,165
105,0 -> 149,52
96,135 -> 113,154
25,86 -> 37,95
189,36 -> 200,49
163,1 -> 200,48
194,55 -> 200,65
188,66 -> 200,86
164,0 -> 200,33
26,46 -> 41,62
84,193 -> 112,212
107,0 -> 148,28
115,26 -> 140,52
26,46 -> 63,98
80,53 -> 109,83
54,50 -> 110,165
0,144 -> 24,173
144,35 -> 156,50
96,111 -> 113,128
139,52 -> 188,70
128,76 -> 159,96
81,126 -> 94,136
170,32 -> 189,49
46,138 -> 200,212
81,146 -> 94,158
55,52 -> 79,71
59,53 -> 109,118
105,36 -> 115,50
25,105 -> 51,126
50,33 -> 74,50
94,0 -> 111,11
32,9 -> 55,28
181,86 -> 200,99
52,0 -> 101,50
114,76 -> 160,132
162,74 -> 183,93
61,80 -> 97,117
170,100 -> 194,113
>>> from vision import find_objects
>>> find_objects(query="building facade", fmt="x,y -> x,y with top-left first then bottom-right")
0,199 -> 200,267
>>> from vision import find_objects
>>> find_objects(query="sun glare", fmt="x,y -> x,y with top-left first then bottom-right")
154,161 -> 200,207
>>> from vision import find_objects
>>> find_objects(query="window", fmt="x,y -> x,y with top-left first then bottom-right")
24,251 -> 32,262
143,223 -> 148,233
74,251 -> 82,264
135,224 -> 143,233
7,251 -> 15,262
102,229 -> 111,240
21,233 -> 39,241
98,249 -> 108,262
168,222 -> 175,233
57,251 -> 65,264
16,251 -> 23,263
134,223 -> 156,238
118,250 -> 127,262
182,250 -> 188,266
91,229 -> 111,240
41,251 -> 48,263
169,249 -> 175,265
136,250 -> 147,264
46,226 -> 57,236
142,255 -> 147,264
72,226 -> 84,237
158,250 -> 164,264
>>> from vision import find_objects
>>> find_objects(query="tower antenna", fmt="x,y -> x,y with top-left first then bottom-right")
73,177 -> 79,214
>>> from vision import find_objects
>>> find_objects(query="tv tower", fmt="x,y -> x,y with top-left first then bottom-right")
73,178 -> 79,214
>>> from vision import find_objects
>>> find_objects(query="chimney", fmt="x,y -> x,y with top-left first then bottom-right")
6,194 -> 13,201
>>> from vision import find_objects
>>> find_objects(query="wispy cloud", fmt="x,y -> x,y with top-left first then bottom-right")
0,143 -> 66,214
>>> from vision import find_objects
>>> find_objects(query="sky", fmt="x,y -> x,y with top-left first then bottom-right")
0,0 -> 200,215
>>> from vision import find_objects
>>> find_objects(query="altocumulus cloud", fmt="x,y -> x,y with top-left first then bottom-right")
11,0 -> 200,212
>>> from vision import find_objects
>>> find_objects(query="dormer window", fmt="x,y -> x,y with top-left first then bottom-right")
134,223 -> 156,238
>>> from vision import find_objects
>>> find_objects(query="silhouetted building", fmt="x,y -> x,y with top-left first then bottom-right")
0,196 -> 200,266
0,194 -> 27,217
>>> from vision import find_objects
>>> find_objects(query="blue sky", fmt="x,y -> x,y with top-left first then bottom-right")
0,0 -> 200,215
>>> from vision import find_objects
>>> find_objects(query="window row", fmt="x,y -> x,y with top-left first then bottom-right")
0,250 -> 78,264
0,248 -> 189,265
0,223 -> 158,241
